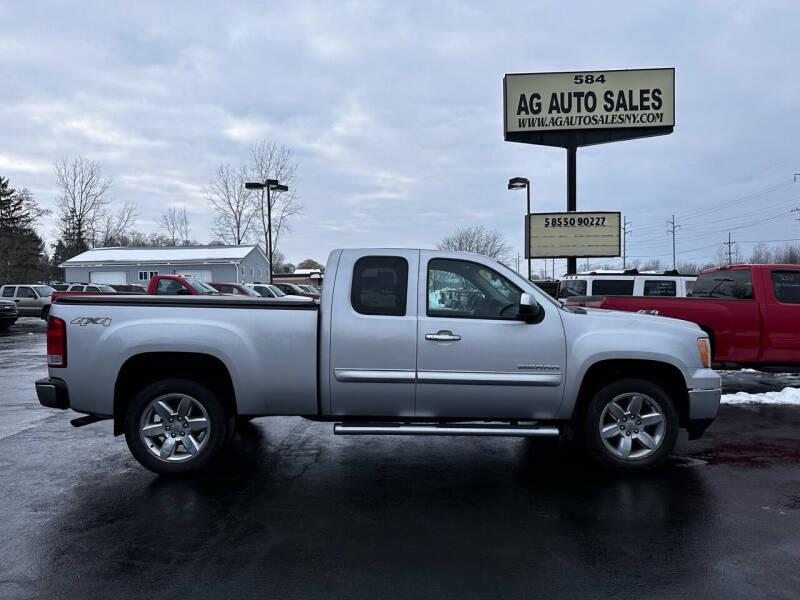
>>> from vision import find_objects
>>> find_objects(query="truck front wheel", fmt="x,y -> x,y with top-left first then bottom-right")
584,378 -> 678,471
124,378 -> 228,475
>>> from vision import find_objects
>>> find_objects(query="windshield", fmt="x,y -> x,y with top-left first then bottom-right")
240,286 -> 261,296
185,279 -> 220,295
558,279 -> 587,299
34,286 -> 54,297
97,285 -> 116,293
268,285 -> 286,297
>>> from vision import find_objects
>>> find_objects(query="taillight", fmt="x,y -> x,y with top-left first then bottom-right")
47,316 -> 67,368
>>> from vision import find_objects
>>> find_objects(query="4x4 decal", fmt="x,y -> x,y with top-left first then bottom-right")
70,317 -> 112,327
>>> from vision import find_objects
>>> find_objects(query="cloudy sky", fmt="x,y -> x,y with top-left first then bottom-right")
1,0 -> 799,273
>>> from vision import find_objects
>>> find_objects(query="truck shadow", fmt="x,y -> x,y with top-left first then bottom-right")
34,422 -> 717,599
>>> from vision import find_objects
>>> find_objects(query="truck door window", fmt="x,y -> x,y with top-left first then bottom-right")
427,258 -> 521,320
592,279 -> 634,295
692,269 -> 753,299
644,280 -> 676,296
156,279 -> 183,295
351,256 -> 408,316
771,270 -> 800,303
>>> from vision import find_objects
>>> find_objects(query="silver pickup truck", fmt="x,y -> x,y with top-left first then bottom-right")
35,248 -> 721,474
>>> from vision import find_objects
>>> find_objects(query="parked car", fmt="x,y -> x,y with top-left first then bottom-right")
51,284 -> 120,303
247,284 -> 305,300
0,299 -> 19,331
0,284 -> 54,319
599,264 -> 800,368
36,248 -> 720,475
299,284 -> 321,294
275,282 -> 320,299
146,275 -> 222,296
208,282 -> 261,296
559,269 -> 697,307
109,284 -> 147,294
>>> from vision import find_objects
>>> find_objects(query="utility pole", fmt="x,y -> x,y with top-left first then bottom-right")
724,232 -> 736,266
794,173 -> 799,182
621,217 -> 631,269
666,214 -> 680,270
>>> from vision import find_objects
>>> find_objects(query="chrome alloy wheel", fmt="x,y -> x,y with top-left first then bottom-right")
599,392 -> 666,461
139,394 -> 211,462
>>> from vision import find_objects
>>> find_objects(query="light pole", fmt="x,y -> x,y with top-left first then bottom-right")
508,177 -> 531,280
245,179 -> 289,282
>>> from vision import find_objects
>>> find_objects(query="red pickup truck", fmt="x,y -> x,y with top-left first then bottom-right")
600,264 -> 800,368
146,275 -> 222,296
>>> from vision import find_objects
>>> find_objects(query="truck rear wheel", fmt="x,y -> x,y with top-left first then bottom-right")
124,378 -> 228,475
584,378 -> 678,471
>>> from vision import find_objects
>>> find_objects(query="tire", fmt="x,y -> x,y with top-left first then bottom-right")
584,378 -> 678,471
124,378 -> 229,475
0,321 -> 11,332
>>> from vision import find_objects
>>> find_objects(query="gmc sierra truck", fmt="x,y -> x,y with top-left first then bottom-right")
600,264 -> 800,368
35,248 -> 721,474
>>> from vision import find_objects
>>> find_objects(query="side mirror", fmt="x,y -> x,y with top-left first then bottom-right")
519,293 -> 543,323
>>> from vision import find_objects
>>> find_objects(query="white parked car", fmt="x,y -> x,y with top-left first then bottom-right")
558,269 -> 697,303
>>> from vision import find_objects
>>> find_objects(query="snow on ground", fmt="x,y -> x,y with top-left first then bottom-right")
722,387 -> 800,406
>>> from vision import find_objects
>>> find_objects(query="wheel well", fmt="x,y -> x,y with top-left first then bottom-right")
113,352 -> 236,435
572,359 -> 689,429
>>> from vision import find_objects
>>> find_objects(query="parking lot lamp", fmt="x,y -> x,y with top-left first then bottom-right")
508,177 -> 531,280
245,180 -> 290,282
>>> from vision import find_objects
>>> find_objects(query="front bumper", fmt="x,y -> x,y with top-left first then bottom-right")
35,377 -> 70,410
688,387 -> 722,420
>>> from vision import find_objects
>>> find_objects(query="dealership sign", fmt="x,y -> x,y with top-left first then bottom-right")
504,68 -> 674,139
525,211 -> 621,258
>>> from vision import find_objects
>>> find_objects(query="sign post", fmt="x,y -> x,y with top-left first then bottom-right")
504,68 -> 675,274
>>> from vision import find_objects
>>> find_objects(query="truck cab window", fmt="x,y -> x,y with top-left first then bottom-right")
351,256 -> 408,316
558,279 -> 586,299
692,269 -> 753,299
771,270 -> 800,303
427,258 -> 521,320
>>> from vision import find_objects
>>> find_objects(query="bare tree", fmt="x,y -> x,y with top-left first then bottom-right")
748,241 -> 772,264
97,201 -> 138,247
54,157 -> 112,247
436,225 -> 511,261
160,206 -> 191,246
248,141 -> 301,260
207,164 -> 256,245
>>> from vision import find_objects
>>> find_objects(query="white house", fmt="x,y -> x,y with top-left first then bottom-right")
60,245 -> 271,285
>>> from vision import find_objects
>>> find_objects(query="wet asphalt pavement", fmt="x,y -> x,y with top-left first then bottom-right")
1,319 -> 799,599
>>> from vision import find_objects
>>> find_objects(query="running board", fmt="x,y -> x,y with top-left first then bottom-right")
333,422 -> 560,437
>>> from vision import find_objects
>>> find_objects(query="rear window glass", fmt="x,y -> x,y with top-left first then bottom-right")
1,287 -> 14,297
592,279 -> 634,296
557,279 -> 587,299
692,269 -> 753,299
771,270 -> 800,304
644,280 -> 676,297
351,256 -> 408,316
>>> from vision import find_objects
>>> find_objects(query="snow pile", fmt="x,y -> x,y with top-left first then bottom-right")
722,387 -> 800,406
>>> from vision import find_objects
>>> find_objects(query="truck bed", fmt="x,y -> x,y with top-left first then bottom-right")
52,294 -> 319,417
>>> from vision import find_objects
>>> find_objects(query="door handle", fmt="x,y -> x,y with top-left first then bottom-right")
425,330 -> 461,341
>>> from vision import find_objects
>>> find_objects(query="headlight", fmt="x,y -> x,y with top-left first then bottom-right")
697,337 -> 711,368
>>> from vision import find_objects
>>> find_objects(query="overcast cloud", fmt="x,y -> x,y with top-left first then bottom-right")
1,0 -> 798,271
